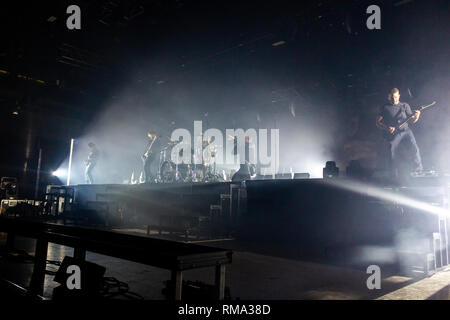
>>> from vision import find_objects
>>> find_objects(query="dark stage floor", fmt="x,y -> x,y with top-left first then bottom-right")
2,177 -> 450,300
1,229 -> 449,300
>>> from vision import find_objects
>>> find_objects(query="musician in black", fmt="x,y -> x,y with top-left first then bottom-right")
231,135 -> 256,182
142,131 -> 160,183
376,88 -> 423,176
85,142 -> 99,184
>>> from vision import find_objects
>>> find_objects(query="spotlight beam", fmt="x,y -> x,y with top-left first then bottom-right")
324,178 -> 449,217
52,169 -> 67,179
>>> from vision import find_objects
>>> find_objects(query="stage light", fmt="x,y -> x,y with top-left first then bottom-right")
297,160 -> 324,178
67,138 -> 75,186
324,178 -> 449,217
52,169 -> 67,178
323,161 -> 339,179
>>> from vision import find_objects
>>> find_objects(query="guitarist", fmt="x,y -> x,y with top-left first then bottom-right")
141,131 -> 160,183
376,88 -> 423,177
85,142 -> 99,184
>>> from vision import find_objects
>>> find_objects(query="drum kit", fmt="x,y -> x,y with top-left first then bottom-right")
156,136 -> 224,183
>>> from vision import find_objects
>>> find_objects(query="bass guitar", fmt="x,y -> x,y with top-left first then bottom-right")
385,101 -> 436,140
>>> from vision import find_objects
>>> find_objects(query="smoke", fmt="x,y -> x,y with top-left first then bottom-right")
351,228 -> 430,276
411,74 -> 450,172
352,245 -> 397,264
276,97 -> 339,177
61,51 -> 340,184
61,63 -> 449,184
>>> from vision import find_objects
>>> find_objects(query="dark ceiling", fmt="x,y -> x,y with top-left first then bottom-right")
0,0 -> 448,195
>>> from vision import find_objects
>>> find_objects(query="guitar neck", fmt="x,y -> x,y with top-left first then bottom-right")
145,138 -> 157,155
398,112 -> 419,129
398,102 -> 435,129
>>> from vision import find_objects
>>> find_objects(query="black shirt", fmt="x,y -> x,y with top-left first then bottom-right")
145,138 -> 161,157
87,147 -> 99,164
379,101 -> 413,130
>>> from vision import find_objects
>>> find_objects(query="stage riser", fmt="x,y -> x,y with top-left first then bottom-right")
68,179 -> 449,256
70,182 -> 232,223
241,179 -> 449,255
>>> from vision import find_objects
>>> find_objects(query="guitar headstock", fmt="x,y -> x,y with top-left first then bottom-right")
419,101 -> 436,111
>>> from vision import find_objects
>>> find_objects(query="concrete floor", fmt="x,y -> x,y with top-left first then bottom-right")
1,230 -> 450,300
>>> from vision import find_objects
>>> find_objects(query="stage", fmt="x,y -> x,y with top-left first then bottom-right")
40,176 -> 450,271
2,176 -> 450,300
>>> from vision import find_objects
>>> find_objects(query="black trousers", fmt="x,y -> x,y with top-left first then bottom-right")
388,129 -> 423,174
143,155 -> 157,183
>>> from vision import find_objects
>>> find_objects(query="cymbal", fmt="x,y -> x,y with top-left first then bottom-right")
226,134 -> 235,140
226,135 -> 251,142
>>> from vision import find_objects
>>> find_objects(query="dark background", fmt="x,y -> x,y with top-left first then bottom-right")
0,0 -> 448,197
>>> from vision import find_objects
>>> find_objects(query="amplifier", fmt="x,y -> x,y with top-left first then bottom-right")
0,199 -> 41,215
1,177 -> 18,199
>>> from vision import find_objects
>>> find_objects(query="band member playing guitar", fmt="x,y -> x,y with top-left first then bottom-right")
376,88 -> 423,177
85,142 -> 99,184
142,131 -> 160,183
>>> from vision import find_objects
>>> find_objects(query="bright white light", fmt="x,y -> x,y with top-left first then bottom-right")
52,169 -> 67,178
324,178 -> 449,217
309,163 -> 325,178
67,138 -> 75,186
295,160 -> 324,178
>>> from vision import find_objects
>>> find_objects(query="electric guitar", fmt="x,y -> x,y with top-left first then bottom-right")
141,135 -> 158,161
384,101 -> 436,140
85,149 -> 99,166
